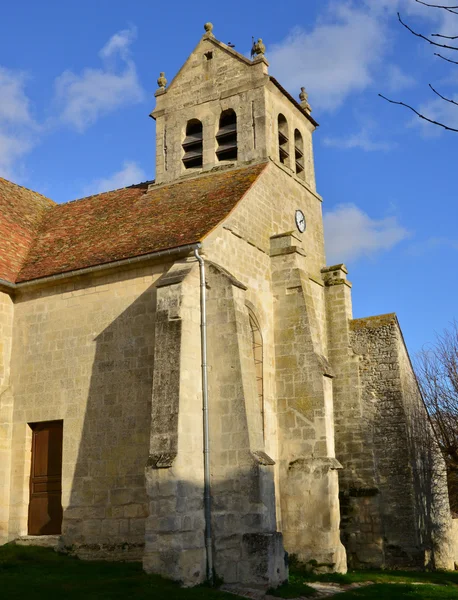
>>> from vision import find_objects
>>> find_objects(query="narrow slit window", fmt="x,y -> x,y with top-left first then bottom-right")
216,109 -> 237,162
294,129 -> 305,180
278,114 -> 289,165
182,119 -> 203,169
249,310 -> 264,437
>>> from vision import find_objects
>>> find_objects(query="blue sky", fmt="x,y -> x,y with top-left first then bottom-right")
1,0 -> 457,355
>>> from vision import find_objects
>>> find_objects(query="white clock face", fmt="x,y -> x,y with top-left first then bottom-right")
295,209 -> 306,233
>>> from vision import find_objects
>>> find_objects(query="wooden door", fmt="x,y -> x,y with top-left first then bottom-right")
28,421 -> 63,535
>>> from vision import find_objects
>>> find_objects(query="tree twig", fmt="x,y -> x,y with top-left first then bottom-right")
432,33 -> 458,39
379,94 -> 458,132
415,0 -> 458,14
429,83 -> 458,106
435,52 -> 458,64
398,12 -> 458,50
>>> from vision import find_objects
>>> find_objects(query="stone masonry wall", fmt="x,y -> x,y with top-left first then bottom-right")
7,263 -> 166,559
203,162 -> 341,568
0,290 -> 13,544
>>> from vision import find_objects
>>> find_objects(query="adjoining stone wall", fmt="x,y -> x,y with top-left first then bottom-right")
338,314 -> 455,569
7,264 -> 166,559
0,290 -> 13,544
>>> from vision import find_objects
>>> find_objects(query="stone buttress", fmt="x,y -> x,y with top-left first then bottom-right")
270,233 -> 346,572
144,260 -> 287,586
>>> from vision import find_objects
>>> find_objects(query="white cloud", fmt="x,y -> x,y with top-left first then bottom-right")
83,160 -> 147,196
324,203 -> 410,264
99,26 -> 137,61
55,26 -> 144,131
385,64 -> 416,92
0,67 -> 39,179
268,3 -> 388,111
323,128 -> 396,151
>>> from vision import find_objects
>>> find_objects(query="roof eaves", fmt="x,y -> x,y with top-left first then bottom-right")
15,242 -> 202,287
269,77 -> 319,128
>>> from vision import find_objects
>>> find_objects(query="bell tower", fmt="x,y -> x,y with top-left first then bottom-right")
150,23 -> 318,188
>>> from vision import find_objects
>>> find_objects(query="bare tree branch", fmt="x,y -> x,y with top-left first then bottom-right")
415,321 -> 458,474
398,12 -> 458,50
415,0 -> 458,14
379,94 -> 458,132
435,52 -> 458,64
429,83 -> 458,105
432,33 -> 458,39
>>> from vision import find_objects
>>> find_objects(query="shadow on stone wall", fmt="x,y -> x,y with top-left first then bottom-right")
55,274 -> 288,586
143,463 -> 287,586
60,284 -> 157,560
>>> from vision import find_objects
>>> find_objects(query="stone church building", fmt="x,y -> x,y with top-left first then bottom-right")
0,24 -> 456,586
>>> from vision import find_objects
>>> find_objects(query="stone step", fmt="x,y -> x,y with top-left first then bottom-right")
14,535 -> 60,548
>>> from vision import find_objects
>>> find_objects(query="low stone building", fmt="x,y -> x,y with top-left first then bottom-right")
0,23 -> 456,586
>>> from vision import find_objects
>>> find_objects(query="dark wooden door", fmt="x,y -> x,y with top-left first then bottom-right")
28,421 -> 63,535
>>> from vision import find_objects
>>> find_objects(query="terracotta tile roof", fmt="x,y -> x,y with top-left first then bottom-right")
0,178 -> 55,283
12,162 -> 267,283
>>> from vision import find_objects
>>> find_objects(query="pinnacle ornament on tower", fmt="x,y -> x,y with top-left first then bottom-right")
203,22 -> 214,38
299,87 -> 312,114
155,72 -> 167,97
251,38 -> 266,59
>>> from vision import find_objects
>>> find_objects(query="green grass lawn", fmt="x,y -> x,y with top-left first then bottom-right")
0,543 -> 234,600
269,563 -> 458,599
1,543 -> 458,600
293,565 -> 458,586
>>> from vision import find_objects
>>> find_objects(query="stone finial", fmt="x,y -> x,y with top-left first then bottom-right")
157,72 -> 167,91
204,22 -> 214,36
251,38 -> 266,58
299,86 -> 312,114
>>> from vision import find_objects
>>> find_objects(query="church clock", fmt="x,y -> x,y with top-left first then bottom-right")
295,209 -> 306,233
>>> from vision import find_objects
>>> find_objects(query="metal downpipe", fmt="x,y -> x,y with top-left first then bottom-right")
194,248 -> 213,584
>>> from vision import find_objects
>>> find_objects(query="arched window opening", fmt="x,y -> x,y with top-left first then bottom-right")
216,109 -> 237,161
278,114 -> 289,165
249,310 -> 264,437
182,119 -> 203,169
294,129 -> 305,180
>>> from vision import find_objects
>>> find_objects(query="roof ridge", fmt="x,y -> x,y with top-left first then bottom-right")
148,160 -> 268,192
0,177 -> 56,205
61,179 -> 154,206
